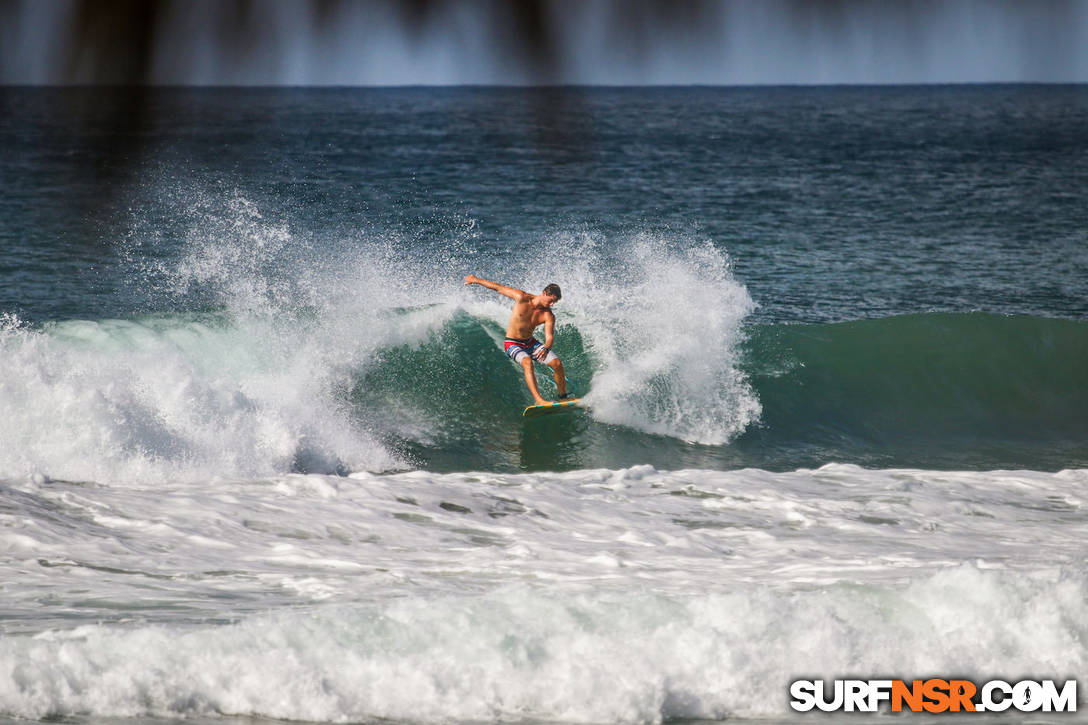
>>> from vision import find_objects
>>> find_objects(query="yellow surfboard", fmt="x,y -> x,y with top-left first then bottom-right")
523,398 -> 584,418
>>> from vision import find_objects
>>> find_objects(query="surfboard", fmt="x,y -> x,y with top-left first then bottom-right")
523,398 -> 584,418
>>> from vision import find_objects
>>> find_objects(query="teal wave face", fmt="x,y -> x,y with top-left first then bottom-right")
350,312 -> 596,471
345,312 -> 1088,472
736,313 -> 1088,469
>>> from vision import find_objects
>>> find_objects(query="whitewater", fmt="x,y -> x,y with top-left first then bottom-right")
3,465 -> 1086,721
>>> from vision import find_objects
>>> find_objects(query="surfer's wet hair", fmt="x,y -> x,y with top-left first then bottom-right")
543,283 -> 562,300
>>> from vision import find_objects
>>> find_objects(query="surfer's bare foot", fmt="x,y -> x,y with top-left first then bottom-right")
533,398 -> 549,406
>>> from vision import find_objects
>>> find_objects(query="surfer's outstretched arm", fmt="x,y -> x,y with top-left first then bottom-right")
464,275 -> 528,301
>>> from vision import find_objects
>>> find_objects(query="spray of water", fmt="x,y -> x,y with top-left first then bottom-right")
512,231 -> 760,444
0,191 -> 472,483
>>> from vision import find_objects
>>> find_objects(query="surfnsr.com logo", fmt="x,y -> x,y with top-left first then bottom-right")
790,679 -> 1078,713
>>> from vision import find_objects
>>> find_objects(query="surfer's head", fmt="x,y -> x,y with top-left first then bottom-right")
541,283 -> 562,307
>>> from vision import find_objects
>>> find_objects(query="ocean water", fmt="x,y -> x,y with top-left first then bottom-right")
0,86 -> 1086,723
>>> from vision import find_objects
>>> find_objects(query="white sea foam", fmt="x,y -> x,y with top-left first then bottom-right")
1,569 -> 1085,722
0,311 -> 403,483
1,464 -> 1086,720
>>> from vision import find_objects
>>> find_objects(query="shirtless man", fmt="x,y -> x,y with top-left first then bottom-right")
464,274 -> 570,406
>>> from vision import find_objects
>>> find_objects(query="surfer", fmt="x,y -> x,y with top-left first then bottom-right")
464,274 -> 570,406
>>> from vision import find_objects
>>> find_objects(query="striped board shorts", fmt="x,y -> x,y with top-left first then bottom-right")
504,336 -> 558,365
